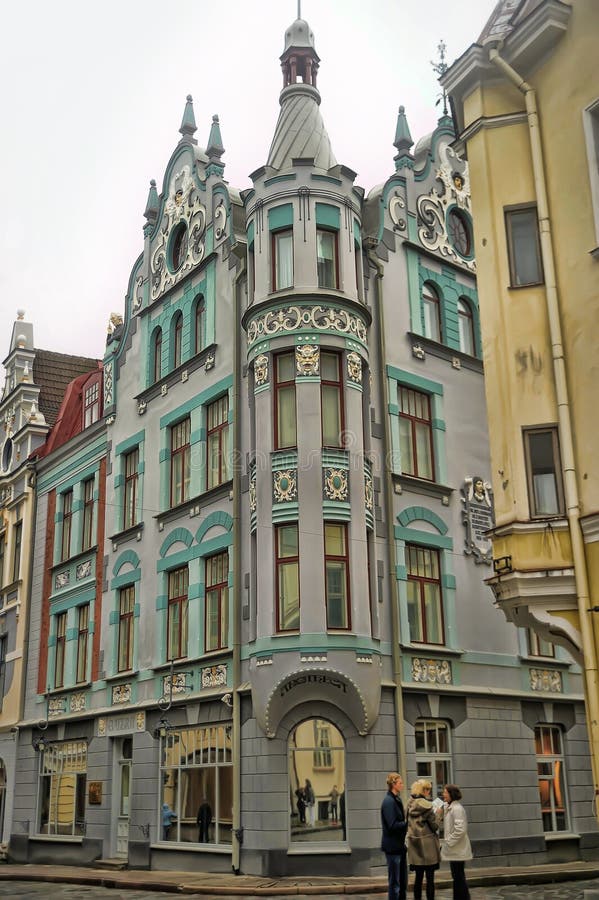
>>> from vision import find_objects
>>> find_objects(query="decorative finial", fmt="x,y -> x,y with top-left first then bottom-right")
143,178 -> 159,224
179,94 -> 198,142
207,114 -> 225,161
431,40 -> 449,116
393,105 -> 413,165
17,309 -> 25,320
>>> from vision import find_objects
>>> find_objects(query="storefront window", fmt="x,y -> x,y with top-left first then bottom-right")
160,724 -> 233,845
288,719 -> 345,843
38,741 -> 87,836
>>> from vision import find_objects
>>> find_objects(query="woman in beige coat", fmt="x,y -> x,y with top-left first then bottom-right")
406,779 -> 441,900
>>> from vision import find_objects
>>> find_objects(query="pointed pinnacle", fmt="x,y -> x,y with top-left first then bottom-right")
143,179 -> 159,223
394,105 -> 413,154
179,94 -> 197,140
207,114 -> 225,160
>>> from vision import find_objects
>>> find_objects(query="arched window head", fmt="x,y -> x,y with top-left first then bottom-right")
152,328 -> 163,383
422,283 -> 442,343
457,298 -> 475,356
172,313 -> 183,369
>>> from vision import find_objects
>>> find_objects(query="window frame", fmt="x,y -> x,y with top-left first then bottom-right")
535,724 -> 569,833
194,296 -> 205,355
167,566 -> 189,661
54,611 -> 67,689
75,604 -> 90,684
406,544 -> 445,645
0,634 -> 7,710
505,204 -> 544,287
0,533 -> 4,588
118,585 -> 135,672
61,491 -> 73,562
12,521 -> 22,582
272,228 -> 294,291
38,740 -> 87,836
274,352 -> 297,450
398,386 -> 435,481
123,447 -> 139,530
527,628 -> 555,659
83,380 -> 101,428
324,522 -> 351,631
206,396 -> 230,491
170,417 -> 191,507
457,297 -> 476,356
422,282 -> 442,343
152,328 -> 163,384
523,426 -> 565,518
415,719 -> 452,800
316,227 -> 339,290
275,523 -> 300,633
81,478 -> 94,552
205,551 -> 229,653
172,312 -> 183,369
582,98 -> 599,247
320,351 -> 344,449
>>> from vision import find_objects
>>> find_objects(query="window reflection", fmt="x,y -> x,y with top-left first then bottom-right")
289,719 -> 346,842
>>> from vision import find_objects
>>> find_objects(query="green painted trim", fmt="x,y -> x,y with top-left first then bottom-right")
196,511 -> 233,543
38,451 -> 104,496
195,532 -> 233,558
160,375 -> 233,428
268,203 -> 294,231
115,431 -> 145,457
405,246 -> 423,334
272,504 -> 299,525
397,506 -> 448,535
113,550 -> 140,577
442,574 -> 457,589
315,203 -> 340,229
111,569 -> 141,590
394,526 -> 453,550
385,365 -> 443,396
322,502 -> 351,521
160,527 -> 194,558
49,586 -> 97,615
432,418 -> 446,431
264,174 -> 297,186
461,651 -> 523,668
353,219 -> 361,246
396,565 -> 407,581
311,174 -> 342,185
247,220 -> 255,245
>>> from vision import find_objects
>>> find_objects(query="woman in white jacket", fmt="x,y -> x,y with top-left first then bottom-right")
440,784 -> 472,900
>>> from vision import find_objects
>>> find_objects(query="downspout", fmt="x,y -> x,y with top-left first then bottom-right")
231,249 -> 247,873
488,46 -> 599,814
366,243 -> 408,789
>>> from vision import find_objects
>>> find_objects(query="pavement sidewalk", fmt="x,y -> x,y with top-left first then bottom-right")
0,860 -> 598,895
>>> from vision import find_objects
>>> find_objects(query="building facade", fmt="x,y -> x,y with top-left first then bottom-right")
5,11 -> 598,875
442,0 -> 599,824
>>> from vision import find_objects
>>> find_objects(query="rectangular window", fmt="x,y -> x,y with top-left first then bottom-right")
527,628 -> 555,658
123,448 -> 139,530
167,566 -> 188,661
313,720 -> 333,769
415,720 -> 452,800
535,725 -> 568,833
170,418 -> 191,507
317,229 -> 339,289
583,99 -> 599,245
398,387 -> 434,480
276,524 -> 300,631
84,381 -> 100,427
160,725 -> 232,845
524,427 -> 564,517
205,552 -> 229,652
207,396 -> 230,490
272,229 -> 293,290
81,478 -> 94,551
0,635 -> 7,710
275,352 -> 297,449
406,545 -> 444,644
118,585 -> 135,672
54,612 -> 67,689
324,523 -> 350,630
321,352 -> 343,448
505,205 -> 543,287
12,520 -> 22,582
38,741 -> 87,836
61,491 -> 73,561
76,604 -> 89,684
0,533 -> 5,588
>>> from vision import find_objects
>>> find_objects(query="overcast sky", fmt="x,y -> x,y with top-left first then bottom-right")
0,0 -> 497,376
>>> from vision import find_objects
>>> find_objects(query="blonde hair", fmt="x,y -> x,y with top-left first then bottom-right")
386,772 -> 402,789
411,778 -> 432,795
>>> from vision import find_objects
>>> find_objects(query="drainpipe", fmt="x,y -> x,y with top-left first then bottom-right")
488,46 -> 599,815
366,243 -> 408,790
231,248 -> 247,873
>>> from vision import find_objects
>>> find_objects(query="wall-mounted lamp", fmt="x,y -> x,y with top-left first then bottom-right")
153,716 -> 171,740
32,735 -> 46,753
493,555 -> 513,576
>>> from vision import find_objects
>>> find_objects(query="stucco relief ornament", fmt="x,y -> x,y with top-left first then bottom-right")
530,668 -> 562,693
70,693 -> 86,712
461,475 -> 494,565
202,664 -> 227,688
296,344 -> 319,376
347,351 -> 362,384
248,470 -> 257,513
416,142 -> 476,272
150,165 -> 207,301
388,190 -> 407,231
112,683 -> 131,704
133,275 -> 144,312
246,305 -> 368,349
254,354 -> 269,387
137,400 -> 147,416
104,360 -> 114,407
412,658 -> 452,684
364,470 -> 374,512
273,469 -> 298,503
214,198 -> 227,240
324,468 -> 349,502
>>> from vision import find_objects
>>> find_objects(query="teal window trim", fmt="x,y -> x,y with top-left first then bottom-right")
247,220 -> 255,246
268,203 -> 294,231
115,439 -> 145,534
160,375 -> 233,428
110,569 -> 142,591
116,431 -> 145,457
156,532 -> 233,572
315,203 -> 341,229
386,365 -> 443,396
387,368 -> 446,481
113,550 -> 141,577
49,585 -> 96,616
394,526 -> 453,550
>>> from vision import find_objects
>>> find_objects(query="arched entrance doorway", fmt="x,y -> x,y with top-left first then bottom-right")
288,718 -> 345,843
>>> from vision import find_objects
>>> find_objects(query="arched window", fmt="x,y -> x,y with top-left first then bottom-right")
422,283 -> 442,342
194,296 -> 205,355
458,298 -> 475,356
152,328 -> 162,383
288,719 -> 345,843
172,313 -> 183,369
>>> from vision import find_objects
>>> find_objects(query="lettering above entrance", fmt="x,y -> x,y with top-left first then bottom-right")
97,711 -> 146,737
261,667 -> 377,739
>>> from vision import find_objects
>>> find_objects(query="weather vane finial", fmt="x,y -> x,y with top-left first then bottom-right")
431,40 -> 449,115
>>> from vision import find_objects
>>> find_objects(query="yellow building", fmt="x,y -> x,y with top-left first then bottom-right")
443,0 -> 599,803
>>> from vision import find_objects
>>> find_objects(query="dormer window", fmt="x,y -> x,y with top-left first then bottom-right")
83,379 -> 101,428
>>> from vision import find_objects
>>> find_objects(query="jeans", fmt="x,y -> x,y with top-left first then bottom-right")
413,865 -> 436,900
449,861 -> 470,899
385,849 -> 407,900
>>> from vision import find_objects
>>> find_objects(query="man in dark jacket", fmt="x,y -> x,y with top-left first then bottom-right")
381,772 -> 407,900
197,799 -> 212,842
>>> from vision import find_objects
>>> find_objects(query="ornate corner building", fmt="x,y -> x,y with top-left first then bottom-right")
2,7 -> 597,876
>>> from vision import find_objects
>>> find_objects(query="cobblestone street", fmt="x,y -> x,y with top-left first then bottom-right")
0,878 -> 598,900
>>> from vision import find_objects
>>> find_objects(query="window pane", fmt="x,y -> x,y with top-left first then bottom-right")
325,562 -> 347,628
322,383 -> 342,446
275,232 -> 293,289
407,580 -> 422,642
399,418 -> 414,475
458,299 -> 475,355
509,209 -> 542,285
279,560 -> 300,630
415,423 -> 433,479
277,385 -> 297,448
317,230 -> 337,289
529,431 -> 560,515
423,287 -> 441,341
424,583 -> 442,643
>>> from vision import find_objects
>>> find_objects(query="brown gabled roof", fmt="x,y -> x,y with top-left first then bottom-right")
32,349 -> 101,427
